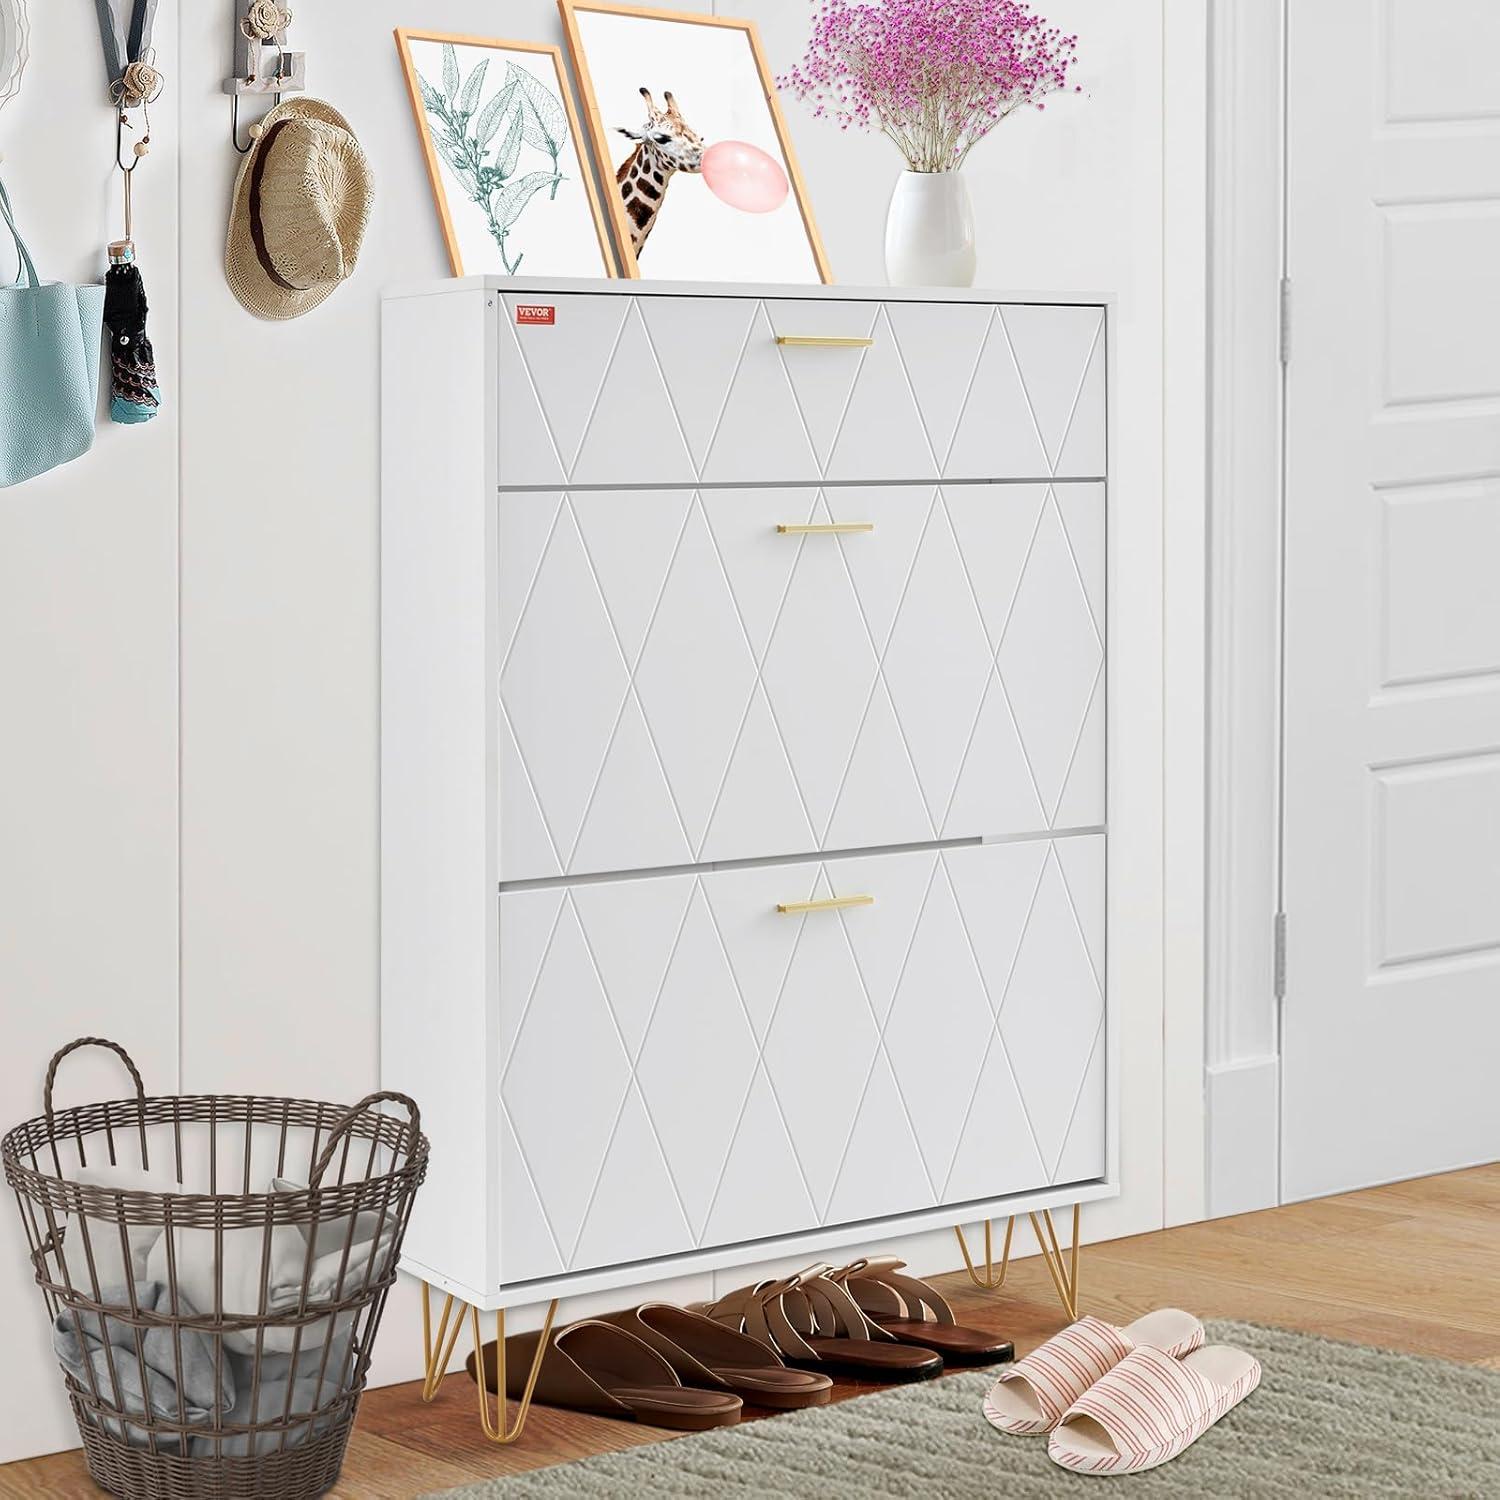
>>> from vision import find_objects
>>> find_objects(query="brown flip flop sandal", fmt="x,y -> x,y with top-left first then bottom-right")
467,1318 -> 743,1431
695,1270 -> 943,1383
600,1302 -> 832,1410
829,1256 -> 1014,1365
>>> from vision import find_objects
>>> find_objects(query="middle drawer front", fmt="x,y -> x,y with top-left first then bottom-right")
498,483 -> 1104,881
496,837 -> 1105,1288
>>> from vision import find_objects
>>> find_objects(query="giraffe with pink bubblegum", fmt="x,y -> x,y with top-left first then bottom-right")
615,85 -> 788,254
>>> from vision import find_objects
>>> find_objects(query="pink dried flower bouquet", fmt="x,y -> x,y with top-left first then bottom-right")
780,0 -> 1079,173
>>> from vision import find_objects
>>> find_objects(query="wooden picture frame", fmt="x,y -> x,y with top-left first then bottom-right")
558,0 -> 831,283
395,28 -> 615,278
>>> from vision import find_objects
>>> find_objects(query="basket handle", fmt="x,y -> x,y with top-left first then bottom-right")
43,1037 -> 150,1175
44,1037 -> 148,1126
308,1091 -> 422,1188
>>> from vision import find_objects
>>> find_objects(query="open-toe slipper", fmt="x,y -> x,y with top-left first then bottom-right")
695,1271 -> 943,1383
600,1302 -> 832,1409
1048,1343 -> 1261,1473
983,1308 -> 1204,1434
831,1257 -> 1014,1365
468,1319 -> 743,1431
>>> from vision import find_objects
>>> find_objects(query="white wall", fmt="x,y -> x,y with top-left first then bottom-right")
1,0 -> 1183,1463
0,1 -> 180,1464
1204,0 -> 1282,1218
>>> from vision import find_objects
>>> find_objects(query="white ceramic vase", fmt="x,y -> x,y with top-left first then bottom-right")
884,169 -> 976,288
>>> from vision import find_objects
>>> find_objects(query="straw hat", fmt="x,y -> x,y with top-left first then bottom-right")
225,97 -> 373,320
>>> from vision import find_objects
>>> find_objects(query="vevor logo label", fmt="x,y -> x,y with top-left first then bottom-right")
515,303 -> 555,326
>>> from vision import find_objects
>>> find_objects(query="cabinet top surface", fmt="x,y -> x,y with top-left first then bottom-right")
382,274 -> 1113,309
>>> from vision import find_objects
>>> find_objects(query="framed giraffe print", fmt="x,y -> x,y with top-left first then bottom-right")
395,29 -> 615,277
558,0 -> 831,283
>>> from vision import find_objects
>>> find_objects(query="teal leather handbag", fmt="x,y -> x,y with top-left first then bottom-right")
0,173 -> 106,488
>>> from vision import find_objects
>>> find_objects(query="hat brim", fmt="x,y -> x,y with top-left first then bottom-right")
225,98 -> 366,321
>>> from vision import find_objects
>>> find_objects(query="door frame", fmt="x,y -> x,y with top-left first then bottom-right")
1202,0 -> 1286,1216
1161,0 -> 1211,1228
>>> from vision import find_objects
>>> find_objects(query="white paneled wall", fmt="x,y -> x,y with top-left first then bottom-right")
1,0 -> 1172,1463
0,1 -> 180,1464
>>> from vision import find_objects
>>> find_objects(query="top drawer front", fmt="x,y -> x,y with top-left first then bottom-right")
497,294 -> 1105,489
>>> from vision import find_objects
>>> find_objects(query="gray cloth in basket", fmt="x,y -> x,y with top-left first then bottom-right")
144,1178 -> 396,1357
52,1281 -> 235,1447
189,1324 -> 356,1457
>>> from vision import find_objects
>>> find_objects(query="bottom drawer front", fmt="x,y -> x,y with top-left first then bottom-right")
497,836 -> 1104,1286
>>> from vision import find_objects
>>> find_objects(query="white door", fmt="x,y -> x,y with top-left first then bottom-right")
1282,1 -> 1500,1199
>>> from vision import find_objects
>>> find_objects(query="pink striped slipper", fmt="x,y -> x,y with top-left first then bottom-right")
982,1310 -> 1204,1434
1047,1342 -> 1261,1474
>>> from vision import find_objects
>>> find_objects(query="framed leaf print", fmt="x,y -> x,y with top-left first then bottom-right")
396,29 -> 615,277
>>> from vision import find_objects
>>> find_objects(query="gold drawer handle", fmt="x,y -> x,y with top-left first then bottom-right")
776,894 -> 875,915
776,521 -> 874,536
775,335 -> 874,348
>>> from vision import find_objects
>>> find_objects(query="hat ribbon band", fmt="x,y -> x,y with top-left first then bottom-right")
249,119 -> 309,293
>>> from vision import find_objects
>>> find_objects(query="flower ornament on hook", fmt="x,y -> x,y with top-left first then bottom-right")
112,54 -> 163,173
241,0 -> 292,82
112,56 -> 164,112
242,0 -> 293,41
227,0 -> 305,152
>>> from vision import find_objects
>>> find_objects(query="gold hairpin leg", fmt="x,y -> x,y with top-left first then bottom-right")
472,1299 -> 557,1444
419,1280 -> 558,1444
1028,1204 -> 1081,1321
953,1204 -> 1081,1319
420,1282 -> 466,1402
953,1215 -> 1014,1290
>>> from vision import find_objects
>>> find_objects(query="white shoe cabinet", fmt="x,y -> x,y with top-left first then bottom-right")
381,278 -> 1116,1310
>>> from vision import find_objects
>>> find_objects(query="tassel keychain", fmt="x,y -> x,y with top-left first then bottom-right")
105,57 -> 161,424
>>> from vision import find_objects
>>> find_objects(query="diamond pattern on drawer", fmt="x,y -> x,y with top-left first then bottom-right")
945,483 -> 1105,835
881,862 -> 994,1188
500,484 -> 1104,879
635,886 -> 760,1238
882,500 -> 995,824
498,840 -> 1104,1281
760,500 -> 884,837
995,847 -> 1105,1178
999,305 -> 1105,475
499,503 -> 632,867
995,493 -> 1104,822
500,899 -> 634,1260
500,296 -> 1104,486
762,871 -> 885,1216
634,503 -> 759,851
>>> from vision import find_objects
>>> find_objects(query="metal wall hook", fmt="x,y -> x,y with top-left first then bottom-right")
224,1 -> 304,151
115,108 -> 143,173
230,88 -> 279,153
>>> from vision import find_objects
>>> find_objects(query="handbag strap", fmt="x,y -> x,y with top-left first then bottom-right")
0,175 -> 41,290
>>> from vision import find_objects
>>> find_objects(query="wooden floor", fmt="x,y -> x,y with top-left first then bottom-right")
7,1164 -> 1498,1498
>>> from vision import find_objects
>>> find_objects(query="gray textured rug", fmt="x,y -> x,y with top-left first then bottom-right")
423,1320 -> 1500,1498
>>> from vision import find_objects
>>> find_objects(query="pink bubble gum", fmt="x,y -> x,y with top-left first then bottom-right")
702,140 -> 790,213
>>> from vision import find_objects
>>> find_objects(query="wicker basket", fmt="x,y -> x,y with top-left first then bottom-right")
2,1037 -> 429,1500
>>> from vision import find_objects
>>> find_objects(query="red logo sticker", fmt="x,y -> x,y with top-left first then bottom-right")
516,303 -> 555,326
